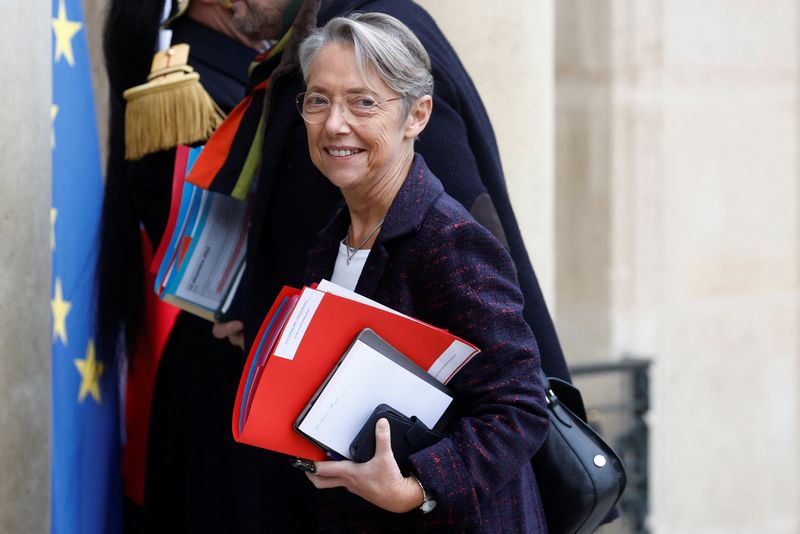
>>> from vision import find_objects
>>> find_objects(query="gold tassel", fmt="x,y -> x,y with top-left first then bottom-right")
122,44 -> 225,160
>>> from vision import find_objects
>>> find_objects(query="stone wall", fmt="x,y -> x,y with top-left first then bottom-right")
0,1 -> 52,532
556,1 -> 800,532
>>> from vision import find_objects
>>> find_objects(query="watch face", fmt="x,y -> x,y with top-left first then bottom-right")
421,498 -> 437,513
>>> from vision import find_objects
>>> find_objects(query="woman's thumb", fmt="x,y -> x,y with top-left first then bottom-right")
374,417 -> 392,457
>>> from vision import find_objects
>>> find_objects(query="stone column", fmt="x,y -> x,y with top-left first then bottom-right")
0,1 -> 52,532
652,1 -> 799,530
416,0 -> 556,305
557,0 -> 800,532
555,1 -> 615,363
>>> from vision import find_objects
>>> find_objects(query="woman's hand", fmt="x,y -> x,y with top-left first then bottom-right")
306,418 -> 425,513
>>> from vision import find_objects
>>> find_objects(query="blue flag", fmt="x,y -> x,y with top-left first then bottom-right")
51,0 -> 122,532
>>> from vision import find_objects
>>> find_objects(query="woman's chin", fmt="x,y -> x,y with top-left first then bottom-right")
328,174 -> 358,191
323,170 -> 364,191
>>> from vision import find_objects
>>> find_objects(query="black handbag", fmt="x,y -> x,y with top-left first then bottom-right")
532,371 -> 627,534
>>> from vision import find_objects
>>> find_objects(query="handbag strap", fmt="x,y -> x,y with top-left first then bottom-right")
538,368 -> 556,406
539,369 -> 589,422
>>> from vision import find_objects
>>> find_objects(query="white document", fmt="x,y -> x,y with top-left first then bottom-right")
316,279 -> 404,317
296,339 -> 453,459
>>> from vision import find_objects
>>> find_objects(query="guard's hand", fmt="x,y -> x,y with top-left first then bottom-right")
305,418 -> 424,513
212,320 -> 245,350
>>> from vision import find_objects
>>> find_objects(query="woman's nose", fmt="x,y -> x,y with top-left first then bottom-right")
324,101 -> 352,134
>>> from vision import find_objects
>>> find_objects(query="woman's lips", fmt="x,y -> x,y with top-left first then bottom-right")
326,148 -> 364,157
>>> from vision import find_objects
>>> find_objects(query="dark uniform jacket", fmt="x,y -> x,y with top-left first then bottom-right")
101,17 -> 277,533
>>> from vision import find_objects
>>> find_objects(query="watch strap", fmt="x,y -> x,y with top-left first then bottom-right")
414,477 -> 437,513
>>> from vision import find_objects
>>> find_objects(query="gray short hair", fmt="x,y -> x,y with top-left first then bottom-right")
298,12 -> 434,115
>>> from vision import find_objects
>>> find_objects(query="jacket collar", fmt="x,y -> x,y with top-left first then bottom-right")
375,153 -> 443,244
305,154 -> 444,291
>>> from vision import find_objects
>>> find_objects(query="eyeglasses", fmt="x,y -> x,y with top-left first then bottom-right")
295,91 -> 403,125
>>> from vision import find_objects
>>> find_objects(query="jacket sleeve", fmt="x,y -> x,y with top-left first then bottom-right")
407,214 -> 550,529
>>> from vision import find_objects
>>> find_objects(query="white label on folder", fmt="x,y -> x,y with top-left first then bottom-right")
273,289 -> 324,360
428,340 -> 480,384
297,339 -> 453,458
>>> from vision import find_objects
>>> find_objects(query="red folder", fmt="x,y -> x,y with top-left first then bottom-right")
232,285 -> 479,460
150,145 -> 190,276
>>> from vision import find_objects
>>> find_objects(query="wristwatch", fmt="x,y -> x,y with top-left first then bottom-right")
415,477 -> 437,513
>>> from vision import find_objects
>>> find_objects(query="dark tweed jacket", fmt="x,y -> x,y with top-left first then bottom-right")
304,155 -> 549,533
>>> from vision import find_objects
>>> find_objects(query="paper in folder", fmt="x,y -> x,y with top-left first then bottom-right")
151,145 -> 250,321
231,281 -> 480,461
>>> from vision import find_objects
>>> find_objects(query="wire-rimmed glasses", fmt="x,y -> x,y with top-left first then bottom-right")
295,91 -> 403,125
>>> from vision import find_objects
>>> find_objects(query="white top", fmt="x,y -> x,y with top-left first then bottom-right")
330,242 -> 370,291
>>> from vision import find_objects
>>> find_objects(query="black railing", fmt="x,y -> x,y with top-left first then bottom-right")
570,358 -> 651,534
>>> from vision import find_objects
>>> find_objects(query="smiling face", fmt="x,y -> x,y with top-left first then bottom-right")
303,42 -> 429,196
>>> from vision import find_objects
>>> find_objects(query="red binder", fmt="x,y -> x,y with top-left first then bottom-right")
150,144 -> 190,276
232,285 -> 479,460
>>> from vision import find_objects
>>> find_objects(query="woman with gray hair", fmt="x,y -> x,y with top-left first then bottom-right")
297,12 -> 549,532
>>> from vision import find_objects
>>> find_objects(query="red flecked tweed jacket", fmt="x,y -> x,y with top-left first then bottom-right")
304,155 -> 550,533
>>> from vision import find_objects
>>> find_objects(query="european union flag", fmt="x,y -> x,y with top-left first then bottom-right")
51,0 -> 122,532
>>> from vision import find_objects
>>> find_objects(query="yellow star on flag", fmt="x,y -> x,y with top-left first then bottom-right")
75,340 -> 104,404
51,105 -> 59,149
50,208 -> 58,251
51,278 -> 72,345
52,0 -> 82,66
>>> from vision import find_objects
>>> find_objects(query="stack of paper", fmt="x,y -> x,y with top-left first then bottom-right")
152,145 -> 249,321
295,329 -> 455,459
232,281 -> 480,460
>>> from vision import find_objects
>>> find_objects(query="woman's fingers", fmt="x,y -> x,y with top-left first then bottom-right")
306,438 -> 419,512
305,471 -> 346,489
307,460 -> 357,490
313,459 -> 351,478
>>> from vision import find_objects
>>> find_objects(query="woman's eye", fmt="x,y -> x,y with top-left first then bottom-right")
351,97 -> 377,110
306,95 -> 329,107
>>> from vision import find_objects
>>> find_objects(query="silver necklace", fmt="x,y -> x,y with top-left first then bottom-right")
344,217 -> 385,265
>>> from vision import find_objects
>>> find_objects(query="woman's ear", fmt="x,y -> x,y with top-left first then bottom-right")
404,95 -> 433,139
